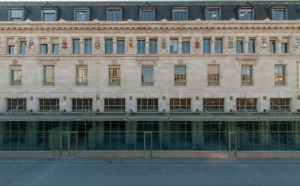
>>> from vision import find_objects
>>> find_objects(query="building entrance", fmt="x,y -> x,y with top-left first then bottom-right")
61,132 -> 77,157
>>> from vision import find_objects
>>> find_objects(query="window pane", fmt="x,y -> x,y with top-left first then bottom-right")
239,10 -> 252,20
85,39 -> 92,54
10,9 -> 23,21
20,41 -> 26,54
281,43 -> 288,53
236,41 -> 243,53
142,66 -> 153,86
215,39 -> 222,54
206,9 -> 219,20
73,39 -> 80,54
140,10 -> 154,21
76,11 -> 88,21
149,39 -> 157,54
248,39 -> 255,53
117,40 -> 125,54
109,65 -> 121,86
173,10 -> 186,20
270,41 -> 276,53
170,39 -> 178,54
40,44 -> 47,54
203,39 -> 210,54
53,44 -> 59,54
241,66 -> 252,86
137,40 -> 145,54
105,39 -> 113,54
108,10 -> 121,21
9,46 -> 15,54
174,66 -> 186,86
182,41 -> 190,54
76,66 -> 88,86
44,66 -> 54,85
273,10 -> 285,20
11,70 -> 22,86
43,10 -> 56,21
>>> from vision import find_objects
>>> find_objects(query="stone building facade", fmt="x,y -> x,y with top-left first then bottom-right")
0,0 -> 300,158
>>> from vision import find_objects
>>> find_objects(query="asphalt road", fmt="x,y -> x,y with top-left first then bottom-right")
0,158 -> 300,186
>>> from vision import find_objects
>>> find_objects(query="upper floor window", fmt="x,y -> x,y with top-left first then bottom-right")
104,98 -> 125,112
205,7 -> 220,20
270,40 -> 276,53
182,40 -> 190,54
174,65 -> 186,86
248,39 -> 255,53
20,41 -> 26,54
9,45 -> 15,54
172,7 -> 187,20
11,65 -> 22,86
76,65 -> 88,86
85,39 -> 92,54
109,65 -> 121,86
203,39 -> 210,54
137,40 -> 146,54
9,9 -> 24,21
72,98 -> 92,111
141,65 -> 153,86
137,98 -> 158,112
203,98 -> 224,112
74,8 -> 90,21
43,65 -> 55,86
241,65 -> 253,86
117,39 -> 125,54
170,39 -> 178,54
170,98 -> 191,112
208,65 -> 219,86
270,98 -> 290,112
275,65 -> 285,86
39,98 -> 59,111
236,98 -> 257,111
281,43 -> 288,54
53,44 -> 59,54
272,8 -> 287,20
238,8 -> 253,20
40,44 -> 47,54
42,9 -> 57,21
107,8 -> 122,21
215,39 -> 222,54
73,39 -> 80,54
105,39 -> 113,54
149,39 -> 157,54
140,8 -> 155,21
7,98 -> 26,112
236,40 -> 243,53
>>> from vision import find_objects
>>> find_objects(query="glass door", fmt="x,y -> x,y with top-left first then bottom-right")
61,132 -> 77,157
144,132 -> 152,158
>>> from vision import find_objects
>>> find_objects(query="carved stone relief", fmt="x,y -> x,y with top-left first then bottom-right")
158,37 -> 169,54
126,37 -> 136,54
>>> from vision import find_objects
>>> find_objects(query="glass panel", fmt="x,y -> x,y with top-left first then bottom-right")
149,39 -> 157,54
76,66 -> 88,86
137,40 -> 145,54
20,41 -> 26,54
269,41 -> 276,53
281,43 -> 288,53
174,66 -> 186,86
43,10 -> 56,21
248,39 -> 255,53
239,9 -> 252,20
182,41 -> 190,54
140,10 -> 154,21
117,40 -> 125,54
73,39 -> 80,54
108,10 -> 121,21
206,9 -> 219,20
105,39 -> 113,54
170,39 -> 178,54
10,9 -> 23,21
236,41 -> 243,53
44,66 -> 54,85
11,70 -> 22,86
273,9 -> 285,20
215,39 -> 222,54
173,10 -> 186,20
142,66 -> 153,86
9,45 -> 15,54
76,11 -> 88,21
40,44 -> 47,54
85,39 -> 92,54
53,44 -> 59,54
203,39 -> 210,54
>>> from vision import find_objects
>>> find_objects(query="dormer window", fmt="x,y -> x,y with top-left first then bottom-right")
172,7 -> 187,20
272,8 -> 287,20
205,7 -> 220,20
9,8 -> 25,21
41,6 -> 58,21
74,7 -> 90,21
140,6 -> 155,21
238,8 -> 254,20
107,7 -> 122,21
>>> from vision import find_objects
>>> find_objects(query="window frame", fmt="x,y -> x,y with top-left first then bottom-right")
43,65 -> 55,86
241,65 -> 253,86
149,39 -> 158,54
9,45 -> 15,54
248,39 -> 255,54
275,65 -> 285,86
203,98 -> 224,112
205,7 -> 221,20
172,7 -> 188,21
39,98 -> 59,112
109,65 -> 121,86
182,39 -> 190,54
137,98 -> 158,112
107,7 -> 122,21
174,65 -> 186,86
72,98 -> 93,112
238,8 -> 254,20
9,8 -> 25,21
208,65 -> 219,86
76,65 -> 88,86
104,98 -> 126,112
214,38 -> 223,54
236,40 -> 243,53
137,39 -> 146,54
139,7 -> 155,21
117,39 -> 125,54
40,44 -> 48,54
11,65 -> 22,86
271,7 -> 287,20
170,39 -> 178,54
85,39 -> 92,54
270,98 -> 290,112
74,8 -> 90,21
269,40 -> 276,53
52,44 -> 59,54
141,65 -> 154,86
41,7 -> 58,21
73,39 -> 80,54
236,98 -> 257,111
170,98 -> 191,112
20,41 -> 26,54
105,39 -> 113,54
6,98 -> 26,112
203,39 -> 211,54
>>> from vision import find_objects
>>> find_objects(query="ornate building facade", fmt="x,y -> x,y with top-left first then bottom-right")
0,0 -> 300,158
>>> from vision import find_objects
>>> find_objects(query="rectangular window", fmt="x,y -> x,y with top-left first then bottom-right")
109,65 -> 121,86
182,40 -> 190,54
174,65 -> 186,86
239,9 -> 253,20
272,9 -> 286,20
39,98 -> 59,111
140,9 -> 154,21
203,39 -> 210,54
270,98 -> 290,111
137,40 -> 145,54
76,65 -> 88,86
270,40 -> 276,53
11,66 -> 22,86
107,8 -> 122,21
85,39 -> 92,54
75,10 -> 89,21
117,40 -> 125,54
149,39 -> 157,54
72,98 -> 92,111
236,41 -> 243,53
20,41 -> 26,54
236,98 -> 257,111
172,8 -> 187,20
73,39 -> 80,54
203,98 -> 224,111
53,44 -> 59,54
40,44 -> 47,54
170,98 -> 191,111
43,66 -> 54,86
206,8 -> 220,20
42,9 -> 57,21
105,39 -> 113,54
275,65 -> 285,86
9,9 -> 24,21
9,45 -> 15,54
208,65 -> 219,86
170,39 -> 178,54
7,98 -> 26,111
141,65 -> 153,86
248,39 -> 255,53
104,98 -> 125,111
241,65 -> 252,86
137,98 -> 158,112
281,43 -> 288,54
215,39 -> 222,54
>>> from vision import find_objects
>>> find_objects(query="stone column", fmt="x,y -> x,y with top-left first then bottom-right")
276,37 -> 282,54
27,121 -> 37,150
178,37 -> 182,54
14,37 -> 18,54
113,37 -> 117,54
191,121 -> 203,150
125,121 -> 137,145
88,121 -> 104,150
46,37 -> 52,54
145,37 -> 149,54
244,37 -> 249,54
159,121 -> 170,149
259,121 -> 270,149
211,37 -> 215,54
80,37 -> 84,54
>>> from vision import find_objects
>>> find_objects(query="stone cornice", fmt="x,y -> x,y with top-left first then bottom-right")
0,19 -> 299,31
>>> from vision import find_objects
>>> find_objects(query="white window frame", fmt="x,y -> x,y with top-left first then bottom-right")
238,8 -> 254,20
41,7 -> 58,21
9,8 -> 25,21
205,7 -> 221,20
107,7 -> 122,21
172,7 -> 188,20
139,7 -> 155,21
74,8 -> 90,21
